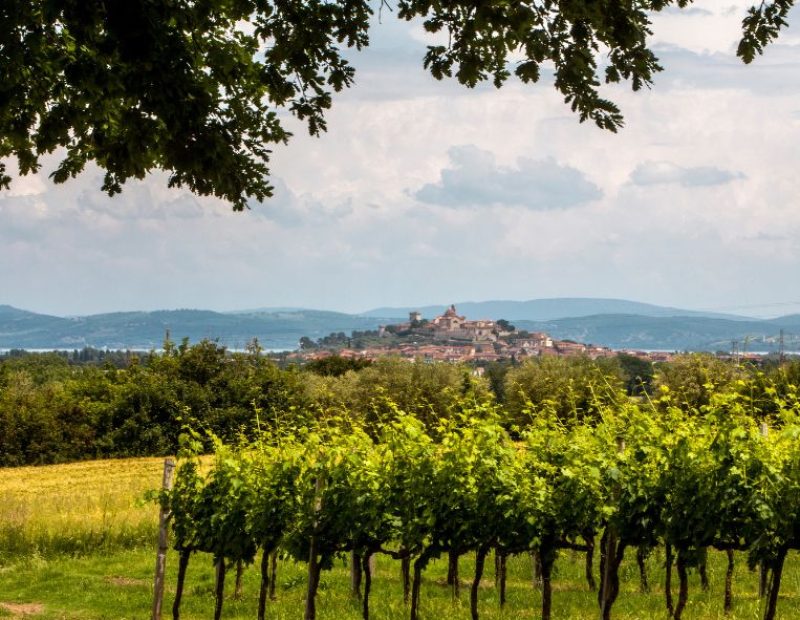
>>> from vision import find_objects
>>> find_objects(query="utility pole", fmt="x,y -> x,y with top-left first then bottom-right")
779,329 -> 785,365
731,340 -> 739,365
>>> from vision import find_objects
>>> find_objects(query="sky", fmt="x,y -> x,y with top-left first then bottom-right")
2,1 -> 800,318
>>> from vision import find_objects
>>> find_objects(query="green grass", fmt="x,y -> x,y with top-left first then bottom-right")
3,457 -> 800,618
2,546 -> 800,619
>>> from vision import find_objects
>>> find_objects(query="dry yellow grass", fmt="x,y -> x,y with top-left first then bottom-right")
0,457 -> 172,558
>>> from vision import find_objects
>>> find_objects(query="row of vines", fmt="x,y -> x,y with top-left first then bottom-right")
164,384 -> 800,620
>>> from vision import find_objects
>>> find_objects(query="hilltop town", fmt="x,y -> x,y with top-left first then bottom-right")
291,305 -> 673,364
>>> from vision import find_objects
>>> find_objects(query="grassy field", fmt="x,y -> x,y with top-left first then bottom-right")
4,546 -> 800,619
0,457 -> 168,559
3,458 -> 800,619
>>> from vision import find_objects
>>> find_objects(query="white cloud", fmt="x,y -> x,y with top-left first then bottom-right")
248,178 -> 353,227
629,161 -> 745,187
412,145 -> 602,209
3,172 -> 47,197
649,0 -> 750,54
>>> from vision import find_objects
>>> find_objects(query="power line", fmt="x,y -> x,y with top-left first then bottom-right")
700,300 -> 800,313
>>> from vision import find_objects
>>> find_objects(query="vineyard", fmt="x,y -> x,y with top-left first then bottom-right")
164,383 -> 800,620
4,349 -> 800,619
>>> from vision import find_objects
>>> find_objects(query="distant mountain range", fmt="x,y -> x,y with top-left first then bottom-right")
513,314 -> 800,352
363,298 -> 751,322
0,305 -> 391,351
1,299 -> 798,352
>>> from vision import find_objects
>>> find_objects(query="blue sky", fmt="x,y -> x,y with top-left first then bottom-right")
2,1 -> 800,318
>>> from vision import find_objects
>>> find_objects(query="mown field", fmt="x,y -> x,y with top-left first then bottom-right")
0,457 -> 169,559
3,457 -> 800,619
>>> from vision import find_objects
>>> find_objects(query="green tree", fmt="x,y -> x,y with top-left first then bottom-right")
345,357 -> 491,429
299,337 -> 318,351
738,360 -> 800,418
483,360 -> 514,403
2,0 -> 790,208
303,355 -> 372,377
504,356 -> 624,427
654,353 -> 743,412
495,319 -> 515,333
616,353 -> 654,396
105,364 -> 183,456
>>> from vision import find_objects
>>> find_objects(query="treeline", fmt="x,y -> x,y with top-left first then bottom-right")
1,338 -> 798,466
1,346 -> 140,368
0,340 -> 304,465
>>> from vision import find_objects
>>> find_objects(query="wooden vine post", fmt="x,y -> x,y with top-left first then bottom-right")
151,458 -> 176,620
305,475 -> 325,620
351,551 -> 363,599
599,436 -> 625,620
758,421 -> 770,599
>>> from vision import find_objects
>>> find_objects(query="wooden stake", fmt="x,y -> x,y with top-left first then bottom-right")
151,458 -> 176,620
599,437 -> 624,620
234,559 -> 245,599
499,553 -> 507,608
401,555 -> 411,604
724,549 -> 734,614
269,551 -> 278,601
351,551 -> 363,599
362,552 -> 373,620
305,476 -> 324,620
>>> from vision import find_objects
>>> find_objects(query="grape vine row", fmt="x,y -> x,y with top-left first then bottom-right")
165,386 -> 800,620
